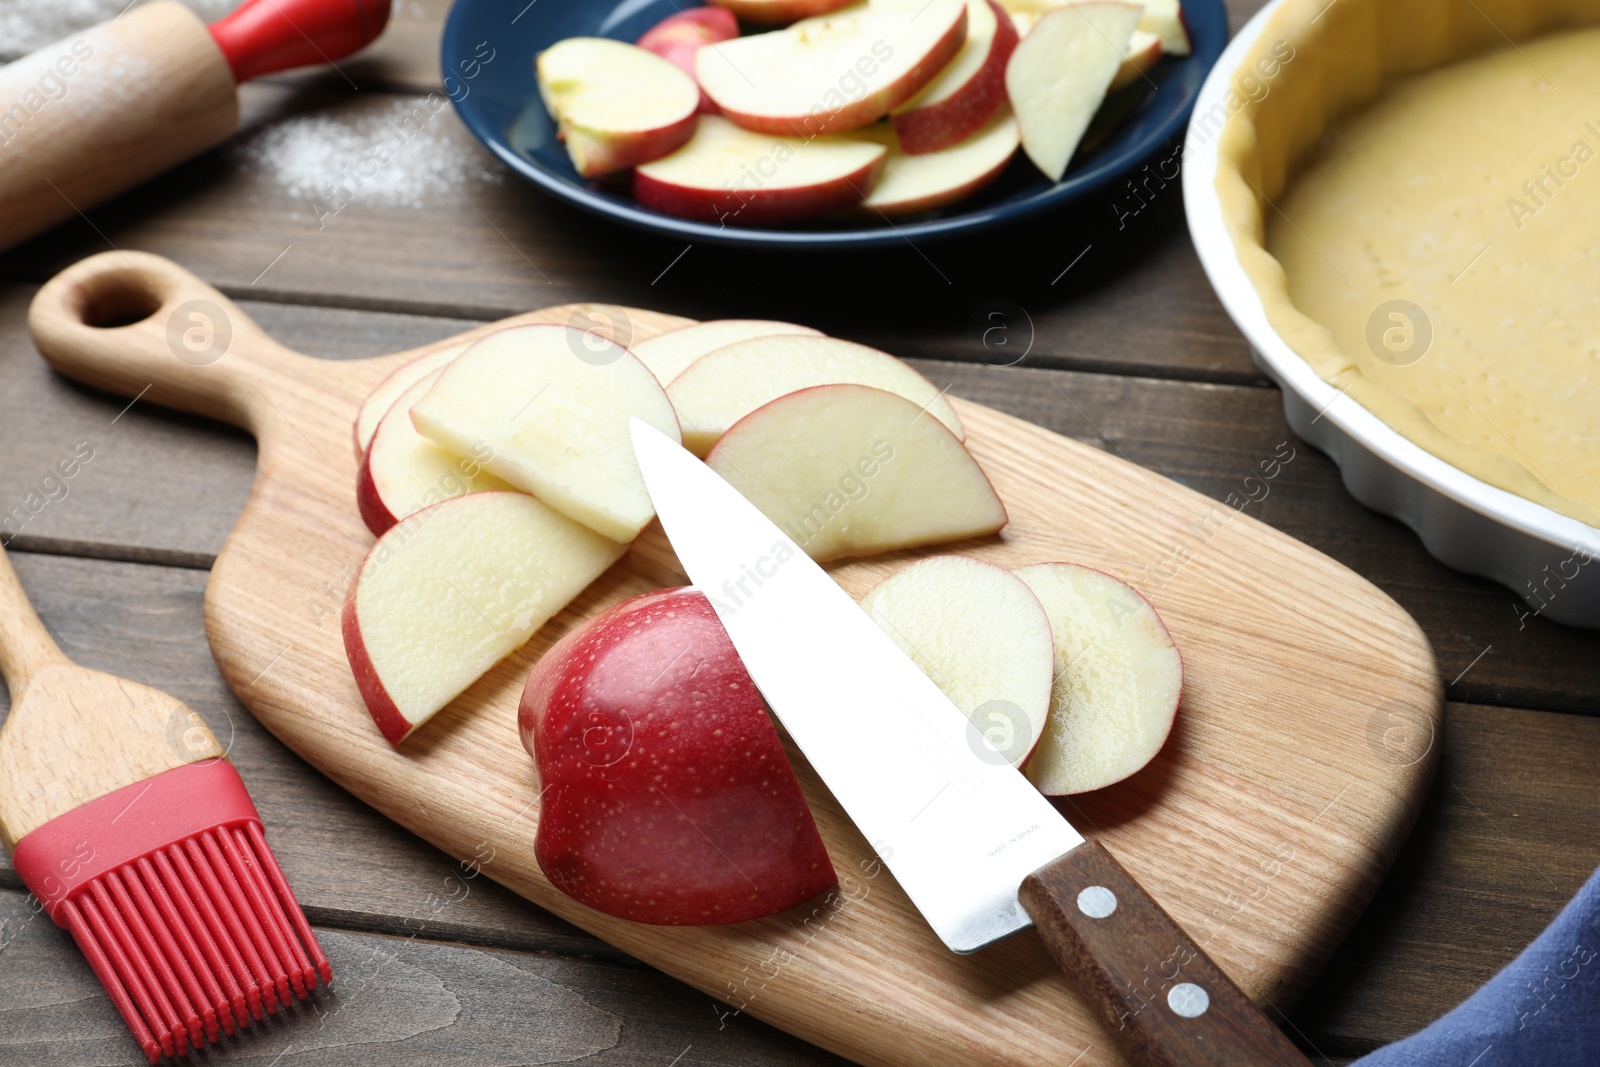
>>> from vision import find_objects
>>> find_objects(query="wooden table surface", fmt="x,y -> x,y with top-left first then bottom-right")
0,1 -> 1596,1064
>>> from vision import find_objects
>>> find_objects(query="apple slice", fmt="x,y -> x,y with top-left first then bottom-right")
852,108 -> 1018,215
697,0 -> 970,137
634,115 -> 886,225
709,0 -> 858,23
356,372 -> 517,536
1139,0 -> 1191,55
353,344 -> 466,456
890,0 -> 1018,154
520,587 -> 837,925
667,333 -> 964,455
1111,29 -> 1162,90
860,555 -> 1052,766
637,7 -> 739,114
343,492 -> 627,745
1005,2 -> 1141,180
1013,562 -> 1183,795
1009,10 -> 1038,35
537,37 -> 700,177
705,384 -> 1005,561
409,324 -> 681,543
630,319 -> 822,386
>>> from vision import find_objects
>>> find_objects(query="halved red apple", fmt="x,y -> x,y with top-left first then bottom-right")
705,383 -> 1005,561
343,492 -> 627,744
666,333 -> 964,454
520,586 -> 836,925
637,7 -> 739,114
889,0 -> 1017,154
537,37 -> 700,176
697,0 -> 970,137
630,319 -> 821,386
634,115 -> 886,226
356,371 -> 516,536
851,108 -> 1018,215
1005,1 -> 1141,180
352,344 -> 465,456
1013,562 -> 1182,795
860,555 -> 1052,766
409,324 -> 681,543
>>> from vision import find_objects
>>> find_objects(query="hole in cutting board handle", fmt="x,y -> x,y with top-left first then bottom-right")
72,269 -> 164,330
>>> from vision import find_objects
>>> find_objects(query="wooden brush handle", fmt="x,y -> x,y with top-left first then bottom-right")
0,524 -> 225,850
0,2 -> 238,253
1020,841 -> 1312,1066
0,544 -> 65,693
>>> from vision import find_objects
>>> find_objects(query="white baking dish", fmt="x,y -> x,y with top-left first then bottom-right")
1183,0 -> 1600,628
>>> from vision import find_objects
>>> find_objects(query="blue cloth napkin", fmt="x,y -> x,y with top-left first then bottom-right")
1353,865 -> 1600,1066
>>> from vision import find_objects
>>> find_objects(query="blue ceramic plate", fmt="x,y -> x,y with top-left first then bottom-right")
442,0 -> 1227,248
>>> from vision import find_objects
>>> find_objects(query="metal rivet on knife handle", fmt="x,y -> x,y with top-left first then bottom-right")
1018,840 -> 1313,1067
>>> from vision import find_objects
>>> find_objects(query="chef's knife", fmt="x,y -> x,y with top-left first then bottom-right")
630,419 -> 1311,1067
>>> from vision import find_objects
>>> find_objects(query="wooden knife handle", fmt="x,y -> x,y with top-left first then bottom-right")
1019,841 -> 1312,1067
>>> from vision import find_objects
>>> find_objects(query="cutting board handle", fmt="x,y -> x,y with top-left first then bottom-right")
29,251 -> 310,434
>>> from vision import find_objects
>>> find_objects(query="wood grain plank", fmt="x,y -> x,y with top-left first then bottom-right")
30,270 -> 1434,1067
0,552 -> 1592,1065
0,82 -> 1264,383
0,551 -> 631,964
0,287 -> 471,565
0,884 -> 854,1067
1290,701 -> 1600,1062
1,293 -> 1590,707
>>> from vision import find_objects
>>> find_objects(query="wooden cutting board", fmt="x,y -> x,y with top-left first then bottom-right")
29,252 -> 1442,1067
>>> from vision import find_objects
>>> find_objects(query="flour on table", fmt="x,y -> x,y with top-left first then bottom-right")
0,0 -> 241,58
237,100 -> 504,218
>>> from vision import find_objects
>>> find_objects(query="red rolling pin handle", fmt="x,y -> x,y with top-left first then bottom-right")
209,0 -> 393,83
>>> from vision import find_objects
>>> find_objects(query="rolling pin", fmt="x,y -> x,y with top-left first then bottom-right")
0,0 -> 390,253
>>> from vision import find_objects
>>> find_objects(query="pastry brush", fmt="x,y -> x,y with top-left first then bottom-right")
0,544 -> 330,1061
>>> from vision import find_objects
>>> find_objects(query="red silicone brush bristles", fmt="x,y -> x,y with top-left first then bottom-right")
12,761 -> 331,1063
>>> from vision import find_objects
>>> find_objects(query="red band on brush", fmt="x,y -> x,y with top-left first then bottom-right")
14,761 -> 260,918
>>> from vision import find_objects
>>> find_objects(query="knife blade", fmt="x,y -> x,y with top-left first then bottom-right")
630,418 -> 1311,1067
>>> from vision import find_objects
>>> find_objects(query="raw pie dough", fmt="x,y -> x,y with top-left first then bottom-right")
1216,0 -> 1600,526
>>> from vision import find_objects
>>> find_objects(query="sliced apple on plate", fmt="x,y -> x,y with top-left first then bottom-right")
1111,29 -> 1163,90
1139,0 -> 1192,55
851,108 -> 1019,215
629,319 -> 822,386
1005,1 -> 1141,180
537,37 -> 700,177
667,333 -> 964,454
343,492 -> 627,745
1013,562 -> 1182,795
356,371 -> 516,536
409,324 -> 681,543
705,383 -> 1005,561
353,343 -> 466,456
697,0 -> 970,136
634,115 -> 886,225
709,0 -> 858,23
520,586 -> 836,925
889,0 -> 1017,154
637,7 -> 739,114
860,555 -> 1052,766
